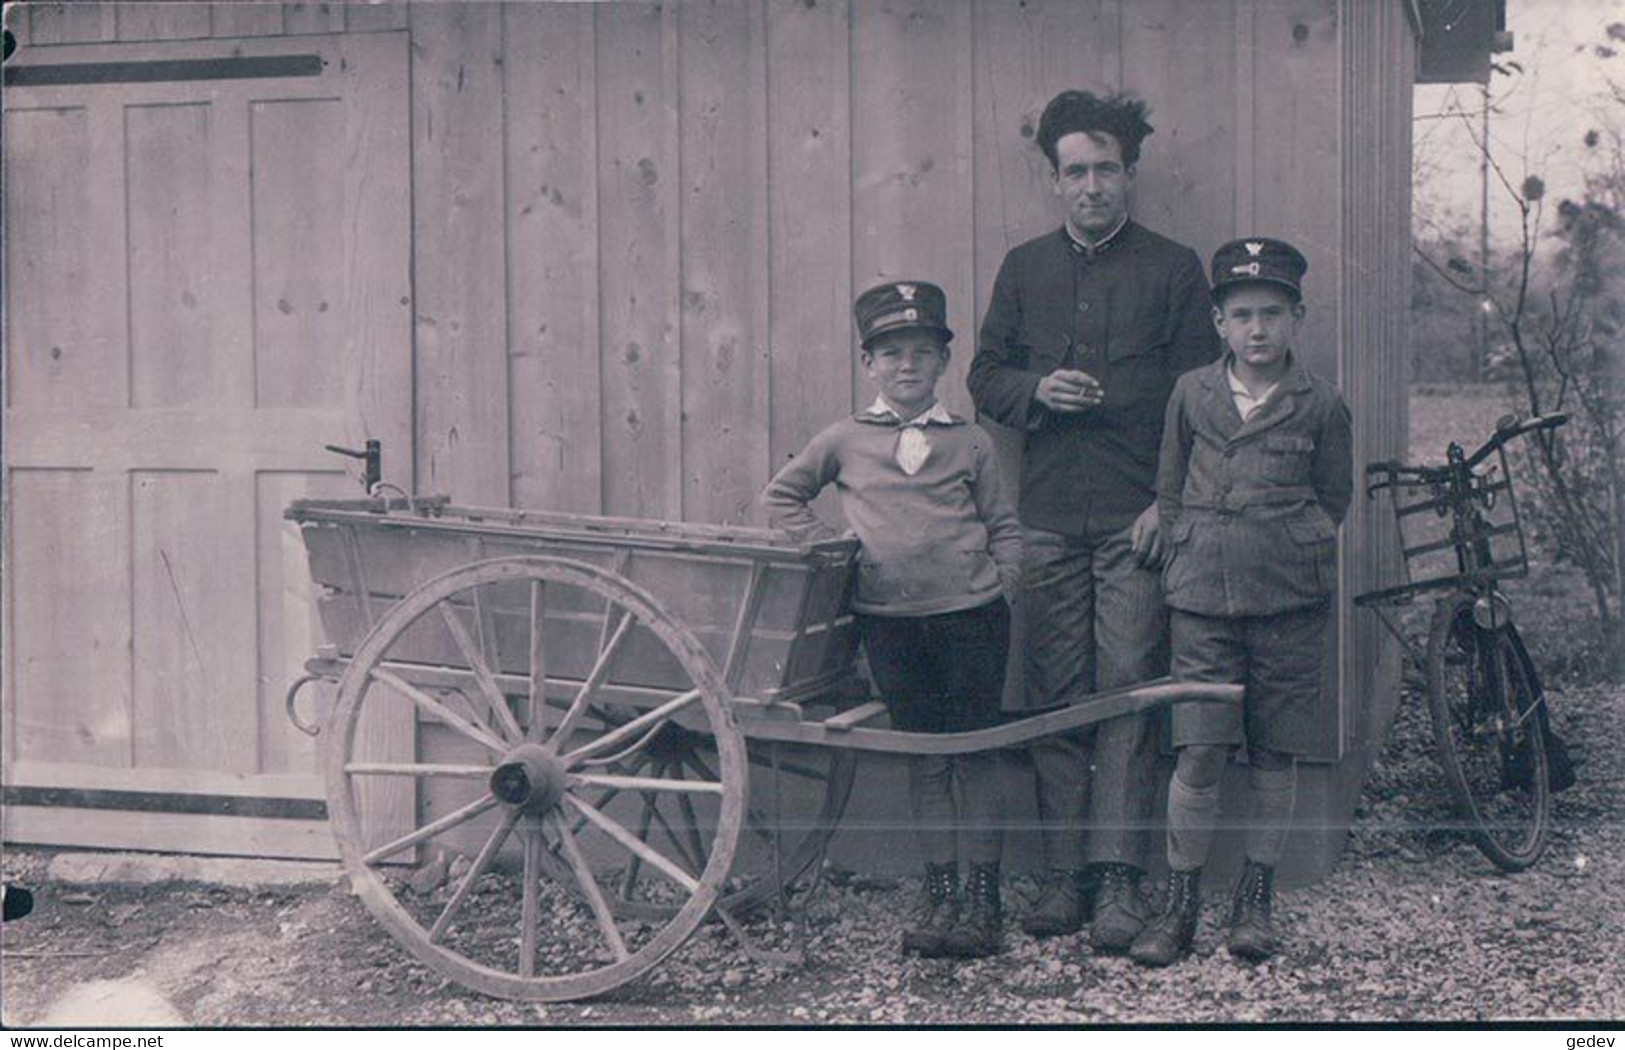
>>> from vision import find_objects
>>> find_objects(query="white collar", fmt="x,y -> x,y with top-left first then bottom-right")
862,396 -> 956,427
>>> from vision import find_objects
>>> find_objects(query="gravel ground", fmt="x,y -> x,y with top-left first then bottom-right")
2,679 -> 1619,1027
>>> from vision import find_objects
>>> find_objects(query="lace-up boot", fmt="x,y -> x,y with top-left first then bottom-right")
1089,862 -> 1148,952
1128,867 -> 1202,967
1020,868 -> 1093,937
1225,860 -> 1277,962
902,863 -> 960,957
943,862 -> 1003,958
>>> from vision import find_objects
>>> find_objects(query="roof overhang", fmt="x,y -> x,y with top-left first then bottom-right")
1411,0 -> 1513,84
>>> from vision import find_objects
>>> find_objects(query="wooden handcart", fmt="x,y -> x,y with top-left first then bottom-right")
286,492 -> 1240,1002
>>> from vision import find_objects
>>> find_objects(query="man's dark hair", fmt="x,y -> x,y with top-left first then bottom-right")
1036,90 -> 1154,170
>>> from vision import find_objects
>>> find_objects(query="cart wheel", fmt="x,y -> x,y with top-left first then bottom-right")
605,735 -> 855,922
324,556 -> 746,1002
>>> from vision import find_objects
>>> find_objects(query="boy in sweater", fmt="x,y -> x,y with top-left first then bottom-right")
1130,239 -> 1352,966
762,280 -> 1022,959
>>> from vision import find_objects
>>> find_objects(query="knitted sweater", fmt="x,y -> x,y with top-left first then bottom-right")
761,412 -> 1022,616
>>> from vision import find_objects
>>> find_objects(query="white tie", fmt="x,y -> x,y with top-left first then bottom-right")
896,426 -> 931,475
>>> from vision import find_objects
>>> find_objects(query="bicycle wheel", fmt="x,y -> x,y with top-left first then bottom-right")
1425,593 -> 1550,871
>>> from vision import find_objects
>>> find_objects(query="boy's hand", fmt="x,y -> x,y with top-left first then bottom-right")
1130,503 -> 1164,567
1035,368 -> 1104,413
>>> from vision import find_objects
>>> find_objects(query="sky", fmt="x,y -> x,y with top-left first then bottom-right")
1413,0 -> 1625,246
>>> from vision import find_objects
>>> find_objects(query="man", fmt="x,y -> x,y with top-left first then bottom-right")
967,89 -> 1220,952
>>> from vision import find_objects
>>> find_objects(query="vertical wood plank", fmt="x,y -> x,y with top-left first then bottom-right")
282,1 -> 344,34
6,469 -> 132,767
411,1 -> 511,503
27,1 -> 114,44
766,0 -> 852,471
335,31 -> 415,480
504,1 -> 602,514
131,471 -> 257,772
3,106 -> 126,409
250,98 -> 347,408
116,1 -> 212,40
1119,0 -> 1237,259
1253,0 -> 1339,373
344,1 -> 409,32
970,0 -> 1108,347
211,2 -> 285,37
678,0 -> 770,525
850,0 -> 976,416
596,2 -> 681,519
126,103 -> 223,408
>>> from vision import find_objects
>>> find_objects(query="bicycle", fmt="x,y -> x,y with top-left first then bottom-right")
1357,412 -> 1570,872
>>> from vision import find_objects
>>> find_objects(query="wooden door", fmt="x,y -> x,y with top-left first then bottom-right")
2,31 -> 410,858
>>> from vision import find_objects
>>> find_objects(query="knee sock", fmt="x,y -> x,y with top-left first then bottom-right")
1166,773 -> 1221,872
1244,763 -> 1297,866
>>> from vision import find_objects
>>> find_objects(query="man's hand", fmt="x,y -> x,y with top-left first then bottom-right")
1130,503 -> 1164,568
1034,368 -> 1104,413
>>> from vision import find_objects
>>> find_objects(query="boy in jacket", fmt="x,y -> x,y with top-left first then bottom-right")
1130,238 -> 1352,966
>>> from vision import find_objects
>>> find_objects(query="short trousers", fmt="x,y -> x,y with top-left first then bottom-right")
1169,603 -> 1330,756
858,599 -> 1011,734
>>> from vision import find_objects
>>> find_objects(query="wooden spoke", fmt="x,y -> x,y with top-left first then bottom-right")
564,794 -> 701,893
362,793 -> 500,866
561,688 -> 702,767
526,581 -> 548,742
641,781 -> 705,878
371,668 -> 508,753
569,772 -> 723,795
438,600 -> 526,744
344,761 -> 493,779
546,611 -> 635,753
519,828 -> 541,978
618,788 -> 659,903
429,808 -> 521,944
674,791 -> 711,877
548,813 -> 630,963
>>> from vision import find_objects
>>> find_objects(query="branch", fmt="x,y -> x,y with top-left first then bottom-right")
1412,242 -> 1487,297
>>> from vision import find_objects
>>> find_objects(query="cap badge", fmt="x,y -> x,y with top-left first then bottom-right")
904,308 -> 918,321
1245,241 -> 1265,256
897,283 -> 917,301
1232,262 -> 1262,276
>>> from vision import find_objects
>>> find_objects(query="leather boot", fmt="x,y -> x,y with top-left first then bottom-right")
1129,867 -> 1202,967
943,862 -> 1003,959
901,863 -> 960,957
1225,860 -> 1277,962
1020,868 -> 1093,937
1089,862 -> 1149,953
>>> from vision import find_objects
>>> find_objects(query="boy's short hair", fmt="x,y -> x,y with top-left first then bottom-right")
1036,90 -> 1155,170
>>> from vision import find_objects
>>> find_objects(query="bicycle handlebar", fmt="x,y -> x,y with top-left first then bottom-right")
1463,412 -> 1568,469
1363,413 -> 1567,497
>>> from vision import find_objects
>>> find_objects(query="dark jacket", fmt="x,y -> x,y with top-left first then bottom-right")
1158,353 -> 1354,617
968,221 -> 1220,536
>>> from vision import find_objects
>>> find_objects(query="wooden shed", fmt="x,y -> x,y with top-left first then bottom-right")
2,0 -> 1491,879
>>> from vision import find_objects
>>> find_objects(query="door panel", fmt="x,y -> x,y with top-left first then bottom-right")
2,31 -> 411,858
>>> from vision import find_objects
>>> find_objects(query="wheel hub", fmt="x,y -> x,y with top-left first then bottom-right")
490,743 -> 568,814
